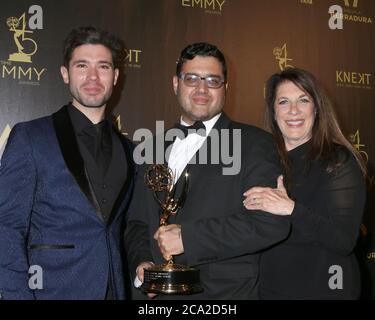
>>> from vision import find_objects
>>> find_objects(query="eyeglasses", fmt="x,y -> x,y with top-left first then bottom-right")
178,73 -> 225,89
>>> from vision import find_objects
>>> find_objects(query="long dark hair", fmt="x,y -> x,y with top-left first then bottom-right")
265,68 -> 366,180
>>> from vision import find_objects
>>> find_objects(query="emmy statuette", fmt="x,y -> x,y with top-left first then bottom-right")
141,164 -> 202,295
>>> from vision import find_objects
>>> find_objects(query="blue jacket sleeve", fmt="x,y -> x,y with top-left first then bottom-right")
0,124 -> 36,299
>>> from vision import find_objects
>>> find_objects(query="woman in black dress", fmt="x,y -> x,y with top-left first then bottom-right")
243,68 -> 367,299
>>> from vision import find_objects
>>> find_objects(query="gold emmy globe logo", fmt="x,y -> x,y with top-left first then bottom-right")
6,13 -> 38,63
273,43 -> 293,71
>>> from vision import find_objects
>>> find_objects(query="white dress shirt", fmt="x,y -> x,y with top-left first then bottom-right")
168,113 -> 221,184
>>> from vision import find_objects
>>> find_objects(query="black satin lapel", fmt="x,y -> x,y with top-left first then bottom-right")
84,167 -> 104,221
183,113 -> 232,184
212,112 -> 231,131
52,106 -> 97,207
108,131 -> 135,225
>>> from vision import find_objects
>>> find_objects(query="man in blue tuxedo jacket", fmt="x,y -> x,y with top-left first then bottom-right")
0,26 -> 135,300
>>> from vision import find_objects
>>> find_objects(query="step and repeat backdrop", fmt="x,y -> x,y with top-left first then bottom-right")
0,0 -> 374,298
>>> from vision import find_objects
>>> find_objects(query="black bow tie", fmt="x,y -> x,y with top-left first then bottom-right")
174,121 -> 206,137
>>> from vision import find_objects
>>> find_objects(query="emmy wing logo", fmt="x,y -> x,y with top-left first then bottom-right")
114,115 -> 128,136
349,129 -> 374,186
273,43 -> 294,71
7,13 -> 38,63
349,129 -> 368,163
1,5 -> 46,85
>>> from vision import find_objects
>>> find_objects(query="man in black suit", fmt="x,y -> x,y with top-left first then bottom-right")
124,42 -> 290,299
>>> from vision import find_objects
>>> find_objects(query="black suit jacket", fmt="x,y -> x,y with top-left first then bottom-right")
125,113 -> 290,300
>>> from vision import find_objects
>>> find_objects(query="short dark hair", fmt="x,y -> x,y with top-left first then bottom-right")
63,26 -> 125,68
176,42 -> 227,82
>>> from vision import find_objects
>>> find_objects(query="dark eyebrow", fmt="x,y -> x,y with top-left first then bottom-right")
277,93 -> 309,100
98,60 -> 114,66
71,59 -> 88,65
71,59 -> 114,67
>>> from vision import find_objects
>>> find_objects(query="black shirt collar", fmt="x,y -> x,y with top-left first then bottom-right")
67,103 -> 110,135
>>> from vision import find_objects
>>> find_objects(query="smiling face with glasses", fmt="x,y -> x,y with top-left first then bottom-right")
178,73 -> 225,89
173,56 -> 227,125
